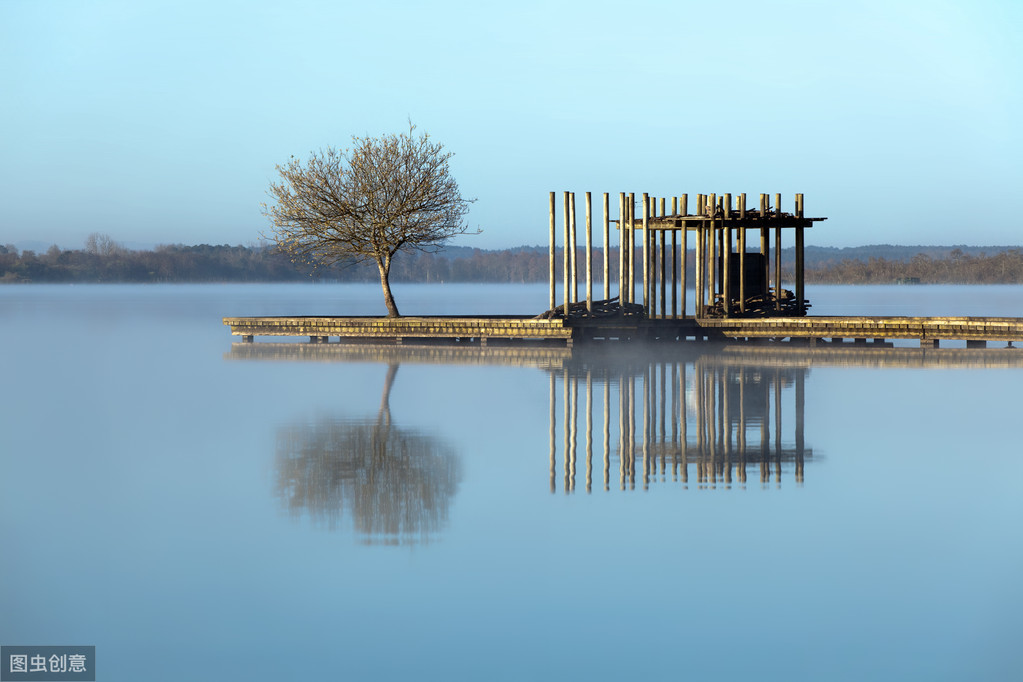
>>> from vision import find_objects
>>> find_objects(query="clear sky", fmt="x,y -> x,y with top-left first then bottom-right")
2,0 -> 1021,251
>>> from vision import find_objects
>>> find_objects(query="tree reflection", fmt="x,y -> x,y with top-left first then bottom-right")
274,364 -> 461,544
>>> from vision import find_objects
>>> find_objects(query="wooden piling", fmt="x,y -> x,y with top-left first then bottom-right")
642,193 -> 650,312
739,194 -> 746,314
659,197 -> 667,318
681,194 -> 688,319
563,192 -> 570,315
603,192 -> 610,302
628,192 -> 636,304
570,192 -> 577,306
618,193 -> 626,304
709,193 -> 717,316
723,194 -> 732,318
795,193 -> 804,315
774,193 -> 782,312
549,192 -> 556,314
695,194 -> 704,317
585,191 -> 593,313
760,193 -> 770,300
671,196 -> 678,319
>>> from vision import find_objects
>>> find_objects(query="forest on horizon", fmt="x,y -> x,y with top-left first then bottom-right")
4,237 -> 1023,285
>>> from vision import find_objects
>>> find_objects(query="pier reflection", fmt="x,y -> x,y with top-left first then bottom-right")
546,351 -> 810,492
235,340 -> 1023,499
274,364 -> 461,544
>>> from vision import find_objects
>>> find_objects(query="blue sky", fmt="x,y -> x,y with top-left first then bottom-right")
2,0 -> 1021,250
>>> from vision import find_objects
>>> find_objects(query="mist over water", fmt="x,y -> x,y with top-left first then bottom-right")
2,283 -> 1022,681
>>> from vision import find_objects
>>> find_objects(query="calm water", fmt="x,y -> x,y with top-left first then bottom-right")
2,283 -> 1022,681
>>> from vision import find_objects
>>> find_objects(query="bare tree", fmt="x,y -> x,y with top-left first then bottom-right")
262,124 -> 476,316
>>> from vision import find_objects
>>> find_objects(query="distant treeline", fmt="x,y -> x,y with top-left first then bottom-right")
803,249 -> 1023,284
3,236 -> 1023,285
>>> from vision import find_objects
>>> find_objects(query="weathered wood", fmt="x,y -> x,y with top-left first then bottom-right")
709,193 -> 717,317
696,315 -> 1023,344
774,193 -> 782,312
660,196 -> 667,318
642,192 -> 650,311
563,192 -> 570,315
618,192 -> 626,303
549,192 -> 556,313
628,192 -> 636,303
671,196 -> 678,319
680,194 -> 688,319
695,195 -> 704,317
570,192 -> 577,305
795,193 -> 805,315
603,192 -> 610,301
224,315 -> 575,345
723,194 -> 732,318
739,193 -> 747,314
760,193 -> 770,299
585,191 -> 593,313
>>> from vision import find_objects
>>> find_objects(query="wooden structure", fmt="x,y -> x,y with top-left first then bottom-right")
698,315 -> 1023,348
222,315 -> 574,347
221,190 -> 1023,349
547,191 -> 825,320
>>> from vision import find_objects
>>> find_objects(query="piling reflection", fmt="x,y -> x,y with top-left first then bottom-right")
547,352 -> 811,492
274,364 -> 461,544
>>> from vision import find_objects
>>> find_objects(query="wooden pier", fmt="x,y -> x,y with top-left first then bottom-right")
223,190 -> 1023,349
222,315 -> 574,347
698,315 -> 1023,347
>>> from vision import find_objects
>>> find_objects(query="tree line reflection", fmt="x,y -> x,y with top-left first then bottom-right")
547,354 -> 810,492
274,364 -> 461,545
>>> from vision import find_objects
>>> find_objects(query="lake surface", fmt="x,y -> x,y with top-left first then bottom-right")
2,283 -> 1022,681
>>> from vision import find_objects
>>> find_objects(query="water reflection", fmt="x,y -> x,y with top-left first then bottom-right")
547,350 -> 810,492
274,364 -> 461,544
241,340 -> 1023,502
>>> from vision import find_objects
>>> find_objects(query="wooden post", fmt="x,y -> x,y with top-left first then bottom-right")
603,193 -> 610,302
774,193 -> 782,312
618,192 -> 626,304
760,193 -> 769,301
585,191 -> 593,314
642,193 -> 649,313
549,192 -> 556,313
795,193 -> 805,315
659,196 -> 667,318
628,192 -> 636,304
695,194 -> 704,317
569,192 -> 577,306
671,196 -> 678,319
723,194 -> 732,318
708,193 -> 717,315
681,194 -> 688,319
563,192 -> 570,315
646,194 -> 654,316
716,195 -> 724,302
739,193 -> 746,314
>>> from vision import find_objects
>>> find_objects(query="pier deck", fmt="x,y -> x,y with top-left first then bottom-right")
224,313 -> 1023,348
697,315 -> 1023,347
223,315 -> 575,347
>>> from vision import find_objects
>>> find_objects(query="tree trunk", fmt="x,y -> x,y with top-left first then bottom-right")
377,256 -> 400,317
